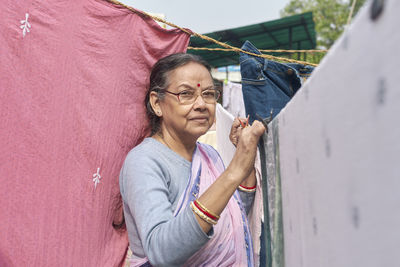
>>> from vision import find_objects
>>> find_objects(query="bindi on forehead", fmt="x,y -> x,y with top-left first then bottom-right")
197,83 -> 201,87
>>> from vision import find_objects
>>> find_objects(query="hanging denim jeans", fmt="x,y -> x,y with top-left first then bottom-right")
240,40 -> 314,267
240,40 -> 314,122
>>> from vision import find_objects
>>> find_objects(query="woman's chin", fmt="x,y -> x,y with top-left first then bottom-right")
187,127 -> 210,141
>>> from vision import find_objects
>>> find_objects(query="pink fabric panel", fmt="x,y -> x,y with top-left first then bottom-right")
0,0 -> 190,266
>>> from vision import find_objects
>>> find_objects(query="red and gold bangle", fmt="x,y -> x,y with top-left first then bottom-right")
193,200 -> 220,220
238,184 -> 256,193
190,201 -> 218,225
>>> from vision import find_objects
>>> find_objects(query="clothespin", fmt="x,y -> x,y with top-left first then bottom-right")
239,115 -> 250,128
224,78 -> 228,85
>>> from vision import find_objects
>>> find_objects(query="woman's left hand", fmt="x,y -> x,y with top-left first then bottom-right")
229,116 -> 249,147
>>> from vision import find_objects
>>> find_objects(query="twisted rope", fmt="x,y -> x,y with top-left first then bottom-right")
105,0 -> 319,67
188,46 -> 327,53
347,0 -> 358,25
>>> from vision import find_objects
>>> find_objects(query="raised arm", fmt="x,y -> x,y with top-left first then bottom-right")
194,120 -> 265,233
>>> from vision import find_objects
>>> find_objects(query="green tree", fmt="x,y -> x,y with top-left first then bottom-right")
281,0 -> 367,64
281,0 -> 367,49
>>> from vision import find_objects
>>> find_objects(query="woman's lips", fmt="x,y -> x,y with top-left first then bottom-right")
190,117 -> 208,123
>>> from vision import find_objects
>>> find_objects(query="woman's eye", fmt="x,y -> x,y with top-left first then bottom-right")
203,91 -> 215,97
180,91 -> 194,97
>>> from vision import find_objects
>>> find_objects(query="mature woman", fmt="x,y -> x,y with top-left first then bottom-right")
119,53 -> 265,267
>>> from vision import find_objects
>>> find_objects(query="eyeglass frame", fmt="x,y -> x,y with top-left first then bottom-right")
162,88 -> 221,105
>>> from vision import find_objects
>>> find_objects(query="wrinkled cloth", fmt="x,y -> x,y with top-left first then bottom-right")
121,138 -> 212,267
181,143 -> 254,267
240,40 -> 314,122
125,140 -> 254,267
216,103 -> 237,167
215,104 -> 263,266
222,81 -> 246,118
0,0 -> 189,266
239,40 -> 314,267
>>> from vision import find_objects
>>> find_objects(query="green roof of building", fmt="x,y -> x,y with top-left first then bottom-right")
188,12 -> 316,68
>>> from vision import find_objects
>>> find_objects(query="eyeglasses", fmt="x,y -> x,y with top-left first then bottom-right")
164,89 -> 220,105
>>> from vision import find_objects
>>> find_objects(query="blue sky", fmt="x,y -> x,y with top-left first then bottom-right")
120,0 -> 291,33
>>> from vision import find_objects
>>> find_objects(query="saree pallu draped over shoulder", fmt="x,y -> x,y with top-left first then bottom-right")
131,143 -> 254,267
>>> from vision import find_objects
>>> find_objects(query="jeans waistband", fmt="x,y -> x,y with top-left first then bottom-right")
240,40 -> 266,66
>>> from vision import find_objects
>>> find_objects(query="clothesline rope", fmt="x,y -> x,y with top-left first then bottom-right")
347,0 -> 358,25
188,46 -> 328,53
106,0 -> 319,67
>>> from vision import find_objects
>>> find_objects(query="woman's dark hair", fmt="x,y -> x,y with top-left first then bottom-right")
145,53 -> 212,135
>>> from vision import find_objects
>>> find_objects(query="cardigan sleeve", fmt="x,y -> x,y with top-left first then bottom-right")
120,151 -> 212,267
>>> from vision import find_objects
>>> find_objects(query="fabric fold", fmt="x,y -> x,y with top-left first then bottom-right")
0,1 -> 190,266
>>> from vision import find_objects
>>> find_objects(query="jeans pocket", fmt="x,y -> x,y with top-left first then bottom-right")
240,57 -> 265,81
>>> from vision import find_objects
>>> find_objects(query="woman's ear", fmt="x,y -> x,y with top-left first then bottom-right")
149,91 -> 162,117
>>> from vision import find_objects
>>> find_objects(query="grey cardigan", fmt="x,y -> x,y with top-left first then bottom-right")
119,138 -> 255,267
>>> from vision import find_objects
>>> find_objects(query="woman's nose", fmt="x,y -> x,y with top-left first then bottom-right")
193,93 -> 207,108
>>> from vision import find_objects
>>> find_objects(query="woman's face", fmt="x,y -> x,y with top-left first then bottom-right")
155,62 -> 216,143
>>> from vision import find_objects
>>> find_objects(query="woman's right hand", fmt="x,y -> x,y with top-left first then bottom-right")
229,117 -> 248,147
194,120 -> 266,234
228,120 -> 266,181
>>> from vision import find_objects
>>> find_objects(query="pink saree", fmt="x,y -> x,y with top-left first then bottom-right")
131,143 -> 254,267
